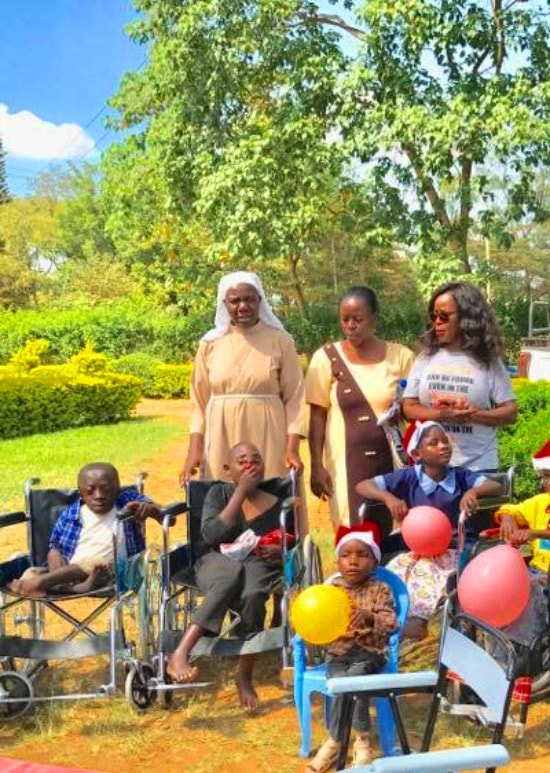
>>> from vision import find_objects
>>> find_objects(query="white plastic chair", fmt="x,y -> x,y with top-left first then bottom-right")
329,612 -> 516,773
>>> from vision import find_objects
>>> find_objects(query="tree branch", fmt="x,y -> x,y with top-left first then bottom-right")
402,143 -> 453,231
459,156 -> 473,243
471,45 -> 492,75
493,0 -> 506,75
308,12 -> 367,42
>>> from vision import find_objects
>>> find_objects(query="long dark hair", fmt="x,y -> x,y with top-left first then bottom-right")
422,281 -> 504,365
339,286 -> 379,314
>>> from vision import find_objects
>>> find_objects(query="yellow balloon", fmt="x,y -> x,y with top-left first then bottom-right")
290,584 -> 352,645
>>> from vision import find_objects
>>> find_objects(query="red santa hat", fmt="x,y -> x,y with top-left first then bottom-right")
335,522 -> 381,563
532,440 -> 550,471
403,420 -> 446,459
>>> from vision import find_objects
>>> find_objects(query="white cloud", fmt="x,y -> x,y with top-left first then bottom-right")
0,103 -> 96,160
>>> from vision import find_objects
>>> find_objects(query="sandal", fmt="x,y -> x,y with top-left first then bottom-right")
352,735 -> 372,766
306,738 -> 340,773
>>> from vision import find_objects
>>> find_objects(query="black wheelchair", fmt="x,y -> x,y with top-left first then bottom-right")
0,475 -> 175,719
135,470 -> 323,709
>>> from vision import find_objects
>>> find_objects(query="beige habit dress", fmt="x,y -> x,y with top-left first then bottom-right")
189,320 -> 306,481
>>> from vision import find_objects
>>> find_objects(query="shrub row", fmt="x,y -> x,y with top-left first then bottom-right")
0,298 -> 526,363
0,369 -> 141,439
0,299 -> 427,364
0,302 -> 208,364
498,378 -> 550,500
111,354 -> 193,399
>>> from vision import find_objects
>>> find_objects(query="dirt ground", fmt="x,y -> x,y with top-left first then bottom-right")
0,400 -> 549,772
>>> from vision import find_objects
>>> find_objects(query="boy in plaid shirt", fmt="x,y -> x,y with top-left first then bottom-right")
9,462 -> 160,597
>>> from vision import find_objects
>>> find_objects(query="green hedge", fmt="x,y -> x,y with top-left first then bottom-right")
111,354 -> 193,398
0,297 -> 525,363
498,379 -> 550,500
0,303 -> 208,364
0,369 -> 142,439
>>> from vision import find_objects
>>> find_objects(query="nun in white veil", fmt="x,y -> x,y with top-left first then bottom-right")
181,270 -> 306,492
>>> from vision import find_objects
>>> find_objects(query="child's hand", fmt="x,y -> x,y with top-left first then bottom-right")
237,466 -> 262,496
384,495 -> 408,521
509,529 -> 533,546
257,544 -> 283,566
126,501 -> 161,522
459,490 -> 479,516
349,608 -> 374,629
499,514 -> 519,542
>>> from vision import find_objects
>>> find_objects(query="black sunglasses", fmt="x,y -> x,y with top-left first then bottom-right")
429,310 -> 458,323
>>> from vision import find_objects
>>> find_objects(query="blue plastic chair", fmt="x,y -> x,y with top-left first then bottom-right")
293,566 -> 410,758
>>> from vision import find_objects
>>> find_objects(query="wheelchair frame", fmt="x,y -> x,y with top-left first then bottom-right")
0,474 -> 158,720
145,469 -> 322,707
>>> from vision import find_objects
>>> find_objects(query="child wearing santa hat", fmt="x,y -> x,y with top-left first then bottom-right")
306,525 -> 397,773
355,421 -> 503,640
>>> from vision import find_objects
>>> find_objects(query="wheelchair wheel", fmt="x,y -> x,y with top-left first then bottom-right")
125,663 -> 155,711
303,535 -> 323,587
0,657 -> 15,672
531,633 -> 550,696
301,535 -> 324,664
0,671 -> 33,720
139,559 -> 161,661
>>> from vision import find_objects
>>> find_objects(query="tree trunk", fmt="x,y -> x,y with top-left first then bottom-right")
287,253 -> 307,313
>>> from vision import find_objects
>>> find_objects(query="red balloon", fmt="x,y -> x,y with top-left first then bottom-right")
401,506 -> 452,557
457,544 -> 530,628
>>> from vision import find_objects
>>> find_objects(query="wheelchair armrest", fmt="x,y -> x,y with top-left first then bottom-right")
328,669 -> 438,696
161,501 -> 189,520
0,511 -> 27,529
161,501 -> 189,532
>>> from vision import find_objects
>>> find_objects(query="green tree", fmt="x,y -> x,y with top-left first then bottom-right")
0,136 -> 9,206
108,0 -> 346,310
109,1 -> 550,292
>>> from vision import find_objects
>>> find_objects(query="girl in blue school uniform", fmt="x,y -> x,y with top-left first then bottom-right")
356,421 -> 502,639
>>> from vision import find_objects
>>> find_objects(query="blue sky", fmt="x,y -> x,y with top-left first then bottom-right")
0,1 -> 142,196
1,1 -> 355,197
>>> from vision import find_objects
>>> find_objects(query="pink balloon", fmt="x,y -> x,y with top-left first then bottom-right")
401,506 -> 452,557
458,544 -> 530,628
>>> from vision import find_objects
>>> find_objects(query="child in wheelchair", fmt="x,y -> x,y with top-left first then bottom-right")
166,441 -> 295,710
356,421 -> 502,640
8,462 -> 161,598
306,526 -> 397,773
493,439 -> 550,648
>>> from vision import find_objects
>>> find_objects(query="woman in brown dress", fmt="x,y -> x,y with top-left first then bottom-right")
305,286 -> 413,530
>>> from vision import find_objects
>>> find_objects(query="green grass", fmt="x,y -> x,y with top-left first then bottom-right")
0,415 -> 182,510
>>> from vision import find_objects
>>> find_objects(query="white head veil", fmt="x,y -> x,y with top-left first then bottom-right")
201,270 -> 285,342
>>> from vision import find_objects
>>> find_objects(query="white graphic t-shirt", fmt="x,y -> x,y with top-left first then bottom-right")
403,349 -> 516,470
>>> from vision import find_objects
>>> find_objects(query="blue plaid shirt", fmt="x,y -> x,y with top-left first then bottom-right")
49,489 -> 148,562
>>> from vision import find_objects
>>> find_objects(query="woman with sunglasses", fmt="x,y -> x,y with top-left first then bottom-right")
403,281 -> 517,471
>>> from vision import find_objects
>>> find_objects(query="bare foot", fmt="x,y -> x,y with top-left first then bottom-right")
7,577 -> 46,599
71,564 -> 112,594
166,653 -> 199,683
236,672 -> 259,711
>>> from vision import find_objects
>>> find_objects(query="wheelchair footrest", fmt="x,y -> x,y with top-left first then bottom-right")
0,633 -> 123,660
162,626 -> 286,657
